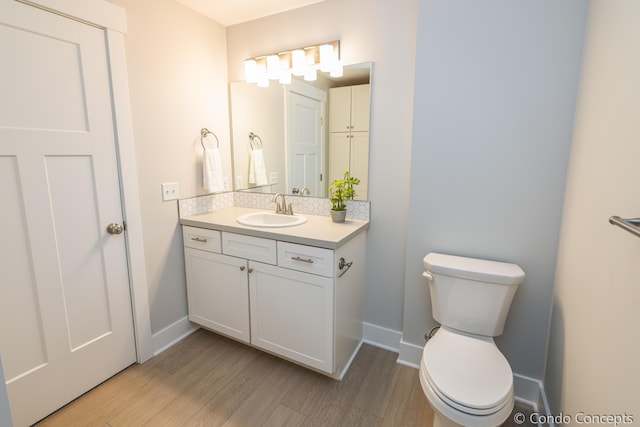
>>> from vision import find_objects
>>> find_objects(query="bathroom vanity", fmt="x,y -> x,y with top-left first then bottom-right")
179,206 -> 368,379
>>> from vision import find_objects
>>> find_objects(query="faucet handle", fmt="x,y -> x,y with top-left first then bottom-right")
287,203 -> 294,215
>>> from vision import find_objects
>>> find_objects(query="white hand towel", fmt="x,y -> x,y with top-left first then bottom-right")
203,147 -> 224,192
248,148 -> 268,186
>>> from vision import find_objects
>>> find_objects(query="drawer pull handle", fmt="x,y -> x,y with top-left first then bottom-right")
191,237 -> 208,243
291,256 -> 314,264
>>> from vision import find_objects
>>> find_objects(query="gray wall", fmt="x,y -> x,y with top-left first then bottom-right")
226,0 -> 419,333
403,0 -> 588,380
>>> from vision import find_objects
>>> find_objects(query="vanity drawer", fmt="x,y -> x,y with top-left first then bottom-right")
278,242 -> 334,277
222,232 -> 277,264
183,226 -> 221,253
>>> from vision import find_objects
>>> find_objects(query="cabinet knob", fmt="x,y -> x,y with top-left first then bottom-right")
248,268 -> 254,273
240,266 -> 246,271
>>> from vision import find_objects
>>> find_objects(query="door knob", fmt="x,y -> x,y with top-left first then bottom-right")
106,223 -> 124,235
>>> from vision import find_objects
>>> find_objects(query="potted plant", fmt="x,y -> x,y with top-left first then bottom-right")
328,170 -> 360,223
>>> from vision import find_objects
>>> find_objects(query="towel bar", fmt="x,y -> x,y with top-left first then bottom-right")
200,128 -> 219,149
249,132 -> 263,150
609,216 -> 640,238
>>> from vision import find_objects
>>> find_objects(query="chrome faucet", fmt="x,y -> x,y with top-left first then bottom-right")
273,193 -> 293,215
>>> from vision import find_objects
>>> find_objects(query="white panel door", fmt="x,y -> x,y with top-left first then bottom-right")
287,90 -> 324,196
0,2 -> 136,426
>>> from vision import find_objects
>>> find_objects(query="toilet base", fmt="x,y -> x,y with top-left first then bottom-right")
432,411 -> 465,427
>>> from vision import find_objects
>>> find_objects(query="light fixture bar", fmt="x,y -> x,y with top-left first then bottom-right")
244,41 -> 340,86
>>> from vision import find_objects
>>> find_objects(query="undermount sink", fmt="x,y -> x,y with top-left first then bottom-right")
236,212 -> 307,228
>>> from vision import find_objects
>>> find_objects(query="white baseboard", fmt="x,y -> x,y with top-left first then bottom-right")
362,322 -> 402,352
513,374 -> 541,411
397,338 -> 423,369
151,315 -> 199,356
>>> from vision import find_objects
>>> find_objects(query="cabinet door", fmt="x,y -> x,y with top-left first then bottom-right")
184,248 -> 250,343
350,84 -> 370,132
249,262 -> 334,373
328,132 -> 351,184
329,86 -> 352,132
350,131 -> 369,200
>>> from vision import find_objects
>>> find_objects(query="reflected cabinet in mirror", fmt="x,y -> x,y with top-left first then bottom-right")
230,63 -> 371,200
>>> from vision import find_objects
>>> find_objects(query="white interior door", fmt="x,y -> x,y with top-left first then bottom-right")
0,2 -> 136,425
286,84 -> 326,197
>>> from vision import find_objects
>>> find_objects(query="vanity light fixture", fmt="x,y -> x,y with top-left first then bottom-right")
244,40 -> 342,87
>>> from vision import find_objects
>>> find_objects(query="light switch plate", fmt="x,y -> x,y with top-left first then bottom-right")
162,182 -> 178,201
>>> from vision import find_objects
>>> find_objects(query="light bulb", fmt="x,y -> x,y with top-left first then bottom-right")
304,66 -> 317,82
330,61 -> 344,78
291,49 -> 305,76
319,44 -> 335,72
244,59 -> 257,83
266,55 -> 280,80
279,69 -> 292,84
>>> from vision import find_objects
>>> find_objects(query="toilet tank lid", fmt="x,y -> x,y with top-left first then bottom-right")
423,253 -> 525,285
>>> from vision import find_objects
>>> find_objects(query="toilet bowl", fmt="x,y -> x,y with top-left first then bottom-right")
419,253 -> 525,427
420,328 -> 514,427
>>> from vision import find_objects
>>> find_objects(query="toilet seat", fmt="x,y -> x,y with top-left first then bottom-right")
422,328 -> 513,415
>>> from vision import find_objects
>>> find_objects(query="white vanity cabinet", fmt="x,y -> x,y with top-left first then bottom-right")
183,227 -> 251,343
181,223 -> 366,379
249,261 -> 334,373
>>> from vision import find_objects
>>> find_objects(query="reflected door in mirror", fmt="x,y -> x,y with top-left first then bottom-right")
287,84 -> 325,197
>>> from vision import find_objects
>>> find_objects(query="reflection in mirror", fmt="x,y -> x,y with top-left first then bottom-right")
230,63 -> 371,200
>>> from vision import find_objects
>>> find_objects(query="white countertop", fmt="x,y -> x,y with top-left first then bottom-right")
180,206 -> 369,249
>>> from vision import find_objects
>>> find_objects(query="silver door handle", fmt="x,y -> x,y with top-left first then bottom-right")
106,223 -> 124,235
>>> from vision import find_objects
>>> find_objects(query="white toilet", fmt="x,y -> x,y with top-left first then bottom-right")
419,253 -> 525,427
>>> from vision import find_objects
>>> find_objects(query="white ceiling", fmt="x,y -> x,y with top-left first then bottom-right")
175,0 -> 326,26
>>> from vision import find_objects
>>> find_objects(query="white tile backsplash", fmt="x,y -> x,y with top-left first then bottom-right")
178,192 -> 370,221
178,192 -> 233,217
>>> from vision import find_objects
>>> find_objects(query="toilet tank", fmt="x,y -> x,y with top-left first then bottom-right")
423,253 -> 525,337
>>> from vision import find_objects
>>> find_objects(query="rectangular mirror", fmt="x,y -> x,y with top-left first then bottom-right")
230,62 -> 371,200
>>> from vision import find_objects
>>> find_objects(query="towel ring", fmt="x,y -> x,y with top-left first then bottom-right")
200,128 -> 219,149
249,132 -> 263,150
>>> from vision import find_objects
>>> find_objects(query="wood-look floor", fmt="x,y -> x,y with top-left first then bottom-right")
35,329 -> 536,427
35,329 -> 434,427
